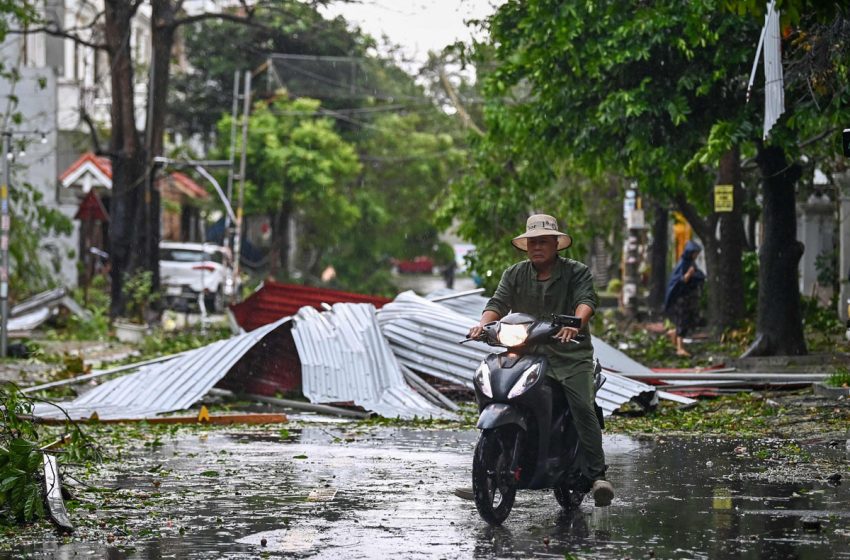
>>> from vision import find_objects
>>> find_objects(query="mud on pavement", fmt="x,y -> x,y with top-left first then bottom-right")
3,411 -> 849,560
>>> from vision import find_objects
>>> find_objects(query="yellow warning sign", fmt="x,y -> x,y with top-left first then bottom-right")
714,184 -> 734,212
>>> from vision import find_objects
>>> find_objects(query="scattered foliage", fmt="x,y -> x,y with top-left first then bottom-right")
0,386 -> 100,525
608,391 -> 849,438
138,326 -> 232,359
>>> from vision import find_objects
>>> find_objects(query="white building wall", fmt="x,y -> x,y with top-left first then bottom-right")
0,67 -> 80,287
0,0 -> 152,289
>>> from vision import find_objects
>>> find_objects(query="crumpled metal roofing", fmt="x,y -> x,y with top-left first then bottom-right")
12,287 -> 92,321
379,292 -> 486,388
231,280 -> 391,332
33,317 -> 292,420
5,288 -> 92,334
292,303 -> 454,420
9,308 -> 51,332
426,289 -> 694,406
381,291 -> 663,416
426,288 -> 488,319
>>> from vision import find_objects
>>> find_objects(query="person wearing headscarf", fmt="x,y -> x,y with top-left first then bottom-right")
663,240 -> 705,357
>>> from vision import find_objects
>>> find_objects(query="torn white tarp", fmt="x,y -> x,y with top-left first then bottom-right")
32,316 -> 292,420
292,303 -> 454,420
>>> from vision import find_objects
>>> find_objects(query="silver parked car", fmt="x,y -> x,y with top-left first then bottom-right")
159,241 -> 237,312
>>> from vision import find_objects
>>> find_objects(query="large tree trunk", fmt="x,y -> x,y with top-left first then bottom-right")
742,146 -> 807,357
647,200 -> 668,316
145,0 -> 180,299
102,1 -> 255,316
279,198 -> 294,277
713,147 -> 745,329
269,199 -> 293,280
105,0 -> 146,318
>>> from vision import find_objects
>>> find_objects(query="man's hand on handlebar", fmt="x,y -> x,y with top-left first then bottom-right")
553,326 -> 579,344
467,324 -> 485,340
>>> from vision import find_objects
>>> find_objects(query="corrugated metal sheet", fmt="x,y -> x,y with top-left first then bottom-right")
32,317 -> 292,420
231,281 -> 391,331
8,308 -> 51,332
762,1 -> 785,139
381,291 -> 667,416
11,288 -> 90,320
292,303 -> 454,420
426,288 -> 488,319
425,288 -> 657,374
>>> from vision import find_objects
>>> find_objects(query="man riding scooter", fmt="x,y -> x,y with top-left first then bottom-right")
464,214 -> 614,507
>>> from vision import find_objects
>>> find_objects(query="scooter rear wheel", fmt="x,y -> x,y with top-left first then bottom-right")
472,428 -> 517,525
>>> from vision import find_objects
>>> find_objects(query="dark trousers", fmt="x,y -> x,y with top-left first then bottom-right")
551,366 -> 606,482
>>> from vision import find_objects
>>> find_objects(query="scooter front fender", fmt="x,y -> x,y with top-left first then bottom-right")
476,403 -> 527,431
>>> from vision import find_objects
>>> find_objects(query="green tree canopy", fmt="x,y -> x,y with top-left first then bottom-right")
443,0 -> 761,331
217,93 -> 361,277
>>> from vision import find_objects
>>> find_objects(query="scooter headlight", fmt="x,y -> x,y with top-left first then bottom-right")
474,362 -> 493,398
508,363 -> 541,399
498,323 -> 529,347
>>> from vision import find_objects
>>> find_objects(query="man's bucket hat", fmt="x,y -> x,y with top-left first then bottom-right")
511,214 -> 572,251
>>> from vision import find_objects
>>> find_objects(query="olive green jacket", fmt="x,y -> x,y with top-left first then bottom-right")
483,256 -> 598,378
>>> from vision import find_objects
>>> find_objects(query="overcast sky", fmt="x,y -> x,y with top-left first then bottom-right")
321,0 -> 501,69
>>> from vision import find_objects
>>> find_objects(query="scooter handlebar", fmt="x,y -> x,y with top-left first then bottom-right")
553,333 -> 586,344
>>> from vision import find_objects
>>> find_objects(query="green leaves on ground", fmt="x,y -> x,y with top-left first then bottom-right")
0,386 -> 101,524
607,391 -> 850,438
0,388 -> 44,523
0,438 -> 45,522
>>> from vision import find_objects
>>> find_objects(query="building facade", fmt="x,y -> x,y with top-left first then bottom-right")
0,0 -> 151,288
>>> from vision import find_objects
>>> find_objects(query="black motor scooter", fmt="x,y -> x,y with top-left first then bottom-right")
464,312 -> 605,525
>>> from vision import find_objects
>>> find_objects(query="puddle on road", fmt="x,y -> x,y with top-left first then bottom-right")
7,428 -> 850,559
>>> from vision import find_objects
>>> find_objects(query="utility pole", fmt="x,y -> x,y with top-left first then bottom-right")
232,71 -> 251,289
621,188 -> 646,319
224,70 -> 241,254
145,58 -> 156,288
0,132 -> 9,357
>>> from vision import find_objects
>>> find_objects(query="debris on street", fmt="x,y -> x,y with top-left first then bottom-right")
42,453 -> 73,533
7,288 -> 91,336
231,280 -> 391,332
29,288 -> 699,423
292,303 -> 455,420
31,316 -> 292,420
379,290 -> 684,415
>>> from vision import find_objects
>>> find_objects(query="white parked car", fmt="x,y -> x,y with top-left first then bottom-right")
159,242 -> 237,312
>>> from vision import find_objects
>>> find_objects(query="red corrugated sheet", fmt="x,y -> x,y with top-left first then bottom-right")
231,281 -> 392,332
217,321 -> 302,396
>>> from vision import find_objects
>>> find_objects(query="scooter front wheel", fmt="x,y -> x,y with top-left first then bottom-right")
472,427 -> 517,525
554,483 -> 586,510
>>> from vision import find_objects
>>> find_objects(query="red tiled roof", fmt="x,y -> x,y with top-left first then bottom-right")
59,152 -> 112,182
166,171 -> 209,199
231,281 -> 392,332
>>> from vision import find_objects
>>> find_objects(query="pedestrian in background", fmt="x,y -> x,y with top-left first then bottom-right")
664,240 -> 705,357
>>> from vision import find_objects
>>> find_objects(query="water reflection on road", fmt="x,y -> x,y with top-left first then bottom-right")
11,426 -> 850,559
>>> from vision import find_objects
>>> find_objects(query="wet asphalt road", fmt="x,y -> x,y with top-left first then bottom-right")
8,422 -> 850,559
